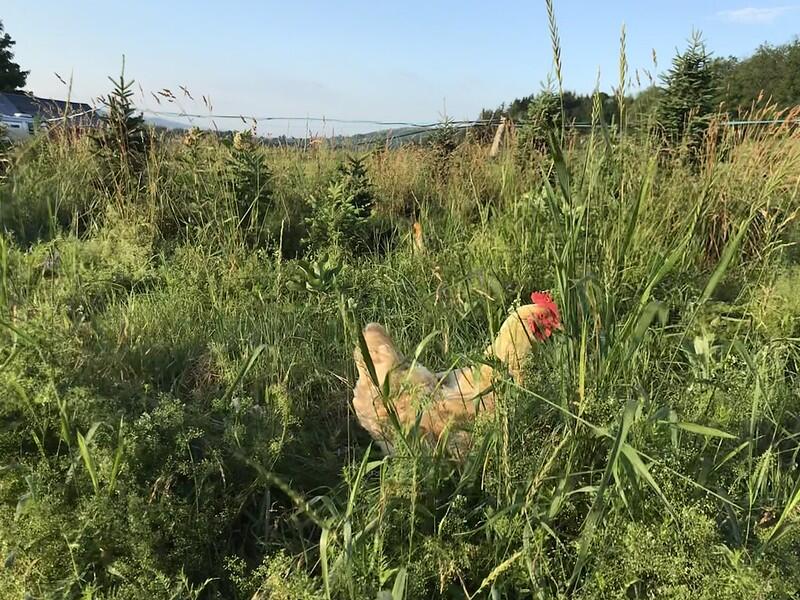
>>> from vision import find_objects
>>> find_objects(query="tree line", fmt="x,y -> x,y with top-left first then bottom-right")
479,35 -> 800,127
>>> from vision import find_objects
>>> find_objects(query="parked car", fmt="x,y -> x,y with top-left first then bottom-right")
0,112 -> 45,142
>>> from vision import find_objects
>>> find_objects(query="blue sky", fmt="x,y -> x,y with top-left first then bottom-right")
3,1 -> 798,134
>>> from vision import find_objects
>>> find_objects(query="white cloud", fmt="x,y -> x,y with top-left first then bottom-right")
718,5 -> 798,24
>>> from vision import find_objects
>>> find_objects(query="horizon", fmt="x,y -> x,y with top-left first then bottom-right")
3,1 -> 799,135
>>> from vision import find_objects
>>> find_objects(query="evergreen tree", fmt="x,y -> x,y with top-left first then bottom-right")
515,89 -> 562,160
93,62 -> 147,171
0,20 -> 29,91
336,155 -> 374,217
657,32 -> 719,154
427,118 -> 460,175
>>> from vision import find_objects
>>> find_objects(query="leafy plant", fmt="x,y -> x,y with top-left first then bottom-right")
228,129 -> 274,242
288,252 -> 343,294
305,156 -> 375,249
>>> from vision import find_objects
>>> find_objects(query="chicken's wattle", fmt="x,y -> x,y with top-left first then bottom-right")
528,291 -> 561,341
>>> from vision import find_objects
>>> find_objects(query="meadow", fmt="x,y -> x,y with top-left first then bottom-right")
0,93 -> 799,599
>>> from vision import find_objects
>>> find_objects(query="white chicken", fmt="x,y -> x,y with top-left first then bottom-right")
352,292 -> 561,454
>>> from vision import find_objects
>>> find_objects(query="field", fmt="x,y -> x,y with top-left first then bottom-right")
1,107 -> 800,600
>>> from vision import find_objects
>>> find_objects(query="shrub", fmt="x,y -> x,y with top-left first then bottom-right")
304,178 -> 368,250
303,155 -> 380,253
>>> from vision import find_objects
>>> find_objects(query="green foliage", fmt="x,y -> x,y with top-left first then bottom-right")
656,33 -> 719,157
516,89 -> 562,160
483,90 -> 623,128
232,551 -> 322,599
1,55 -> 800,599
288,253 -> 343,294
227,130 -> 274,241
483,36 -> 798,139
92,64 -> 148,178
336,155 -> 375,217
0,20 -> 28,91
629,85 -> 664,120
576,510 -> 781,599
304,179 -> 369,251
716,38 -> 800,111
0,136 -> 100,244
303,156 -> 376,252
427,119 -> 461,175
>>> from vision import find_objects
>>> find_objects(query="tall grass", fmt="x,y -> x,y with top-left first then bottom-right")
0,63 -> 799,600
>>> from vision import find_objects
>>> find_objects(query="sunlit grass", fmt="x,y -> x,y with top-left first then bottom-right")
0,88 -> 799,598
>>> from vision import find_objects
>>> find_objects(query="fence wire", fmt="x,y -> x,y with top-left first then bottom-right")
40,105 -> 800,137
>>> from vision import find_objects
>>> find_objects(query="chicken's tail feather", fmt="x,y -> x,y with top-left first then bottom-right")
354,323 -> 403,390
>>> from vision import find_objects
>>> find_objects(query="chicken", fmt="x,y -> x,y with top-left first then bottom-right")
352,292 -> 560,455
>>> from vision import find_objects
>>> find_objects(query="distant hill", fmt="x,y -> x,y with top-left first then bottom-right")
252,126 -> 438,149
143,115 -> 190,130
334,126 -> 430,148
151,122 -> 453,148
86,107 -> 189,131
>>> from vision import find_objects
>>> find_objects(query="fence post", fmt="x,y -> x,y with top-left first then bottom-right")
489,116 -> 507,158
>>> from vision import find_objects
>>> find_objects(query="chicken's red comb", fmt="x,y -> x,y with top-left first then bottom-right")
531,291 -> 554,306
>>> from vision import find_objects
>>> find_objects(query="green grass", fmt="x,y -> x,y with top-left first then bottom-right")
0,100 -> 799,599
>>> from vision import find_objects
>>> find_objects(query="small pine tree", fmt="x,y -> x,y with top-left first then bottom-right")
657,32 -> 719,158
336,155 -> 374,217
427,118 -> 460,175
516,89 -> 562,162
93,60 -> 147,173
